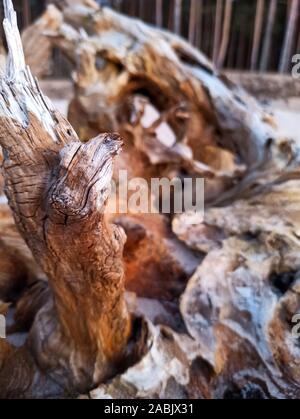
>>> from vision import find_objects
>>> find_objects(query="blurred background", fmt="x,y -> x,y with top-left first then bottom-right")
1,0 -> 300,74
0,0 -> 298,139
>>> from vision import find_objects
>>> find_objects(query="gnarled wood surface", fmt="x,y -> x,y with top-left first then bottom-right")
0,0 -> 135,398
32,2 -> 300,399
1,0 -> 300,399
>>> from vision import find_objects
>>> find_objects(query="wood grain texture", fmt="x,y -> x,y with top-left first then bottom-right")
2,0 -> 300,400
40,2 -> 300,399
0,0 -> 132,397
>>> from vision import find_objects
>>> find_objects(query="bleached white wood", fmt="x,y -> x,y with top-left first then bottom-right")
3,0 -> 26,81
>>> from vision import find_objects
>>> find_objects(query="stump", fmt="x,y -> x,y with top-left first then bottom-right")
0,0 -> 133,397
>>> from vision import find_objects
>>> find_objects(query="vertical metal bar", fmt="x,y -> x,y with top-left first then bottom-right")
168,0 -> 173,30
196,0 -> 203,49
208,1 -> 215,58
189,0 -> 203,49
156,0 -> 163,27
213,0 -> 224,64
251,0 -> 265,70
260,0 -> 278,71
202,0 -> 208,54
279,0 -> 299,73
297,23 -> 300,53
188,0 -> 197,44
173,0 -> 182,35
217,0 -> 234,69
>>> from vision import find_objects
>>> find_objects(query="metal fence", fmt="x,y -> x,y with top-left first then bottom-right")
3,0 -> 300,74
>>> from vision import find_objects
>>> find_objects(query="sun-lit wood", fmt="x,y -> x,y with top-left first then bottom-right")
0,0 -> 132,398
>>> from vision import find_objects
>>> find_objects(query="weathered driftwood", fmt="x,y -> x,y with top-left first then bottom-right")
2,0 -> 300,399
46,4 -> 282,196
20,4 -> 200,309
34,2 -> 300,399
21,1 -> 99,79
0,0 -> 134,398
0,0 -> 200,400
21,5 -> 62,79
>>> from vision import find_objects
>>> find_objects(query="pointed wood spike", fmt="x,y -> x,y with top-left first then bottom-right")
3,0 -> 26,81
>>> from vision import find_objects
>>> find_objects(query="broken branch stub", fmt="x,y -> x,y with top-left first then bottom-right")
0,0 -> 132,396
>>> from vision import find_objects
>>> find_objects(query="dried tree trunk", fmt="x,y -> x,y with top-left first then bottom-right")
36,3 -> 300,399
4,0 -> 300,400
0,0 -> 133,398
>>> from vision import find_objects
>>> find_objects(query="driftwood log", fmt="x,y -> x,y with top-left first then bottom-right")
0,0 -> 199,400
33,2 -> 300,399
1,0 -> 300,399
0,0 -> 140,398
21,1 -> 99,78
